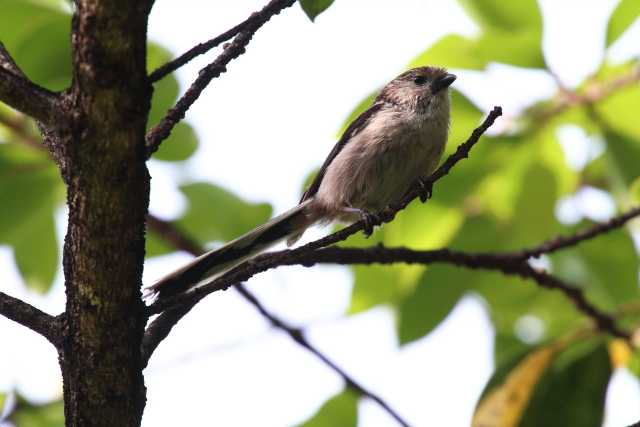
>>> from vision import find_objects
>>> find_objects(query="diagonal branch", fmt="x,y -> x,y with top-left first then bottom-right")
0,291 -> 61,345
148,0 -> 296,83
235,283 -> 410,427
0,44 -> 62,126
147,106 -> 503,313
144,216 -> 411,426
0,42 -> 67,171
514,206 -> 640,259
145,0 -> 296,157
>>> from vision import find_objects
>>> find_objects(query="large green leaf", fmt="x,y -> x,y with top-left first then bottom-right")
410,34 -> 488,70
147,44 -> 199,162
593,63 -> 640,142
299,0 -> 335,22
297,389 -> 358,427
178,182 -> 272,245
0,144 -> 62,292
152,122 -> 198,162
475,28 -> 545,69
457,0 -> 542,32
474,339 -> 610,427
606,0 -> 640,47
452,0 -> 544,68
398,266 -> 470,344
348,201 -> 463,314
0,0 -> 72,90
551,225 -> 640,311
520,342 -> 610,427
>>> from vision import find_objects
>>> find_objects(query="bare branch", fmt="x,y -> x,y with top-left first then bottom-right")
145,0 -> 296,157
515,206 -> 640,259
148,0 -> 296,83
0,45 -> 62,126
235,283 -> 410,427
147,106 -> 503,313
0,291 -> 60,345
537,65 -> 640,123
144,216 -> 411,426
0,42 -> 68,171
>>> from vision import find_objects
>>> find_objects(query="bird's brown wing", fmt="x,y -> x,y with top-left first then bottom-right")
300,101 -> 383,203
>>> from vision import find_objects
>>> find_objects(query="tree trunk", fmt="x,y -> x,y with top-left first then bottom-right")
57,2 -> 152,425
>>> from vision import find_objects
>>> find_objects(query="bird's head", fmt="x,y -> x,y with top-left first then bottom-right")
378,66 -> 456,116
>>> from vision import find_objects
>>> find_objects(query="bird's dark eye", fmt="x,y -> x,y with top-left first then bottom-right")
413,76 -> 428,85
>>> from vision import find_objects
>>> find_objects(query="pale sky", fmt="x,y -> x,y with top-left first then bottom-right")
1,0 -> 640,426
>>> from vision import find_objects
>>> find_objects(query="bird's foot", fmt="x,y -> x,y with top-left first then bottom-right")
417,177 -> 433,203
359,210 -> 381,237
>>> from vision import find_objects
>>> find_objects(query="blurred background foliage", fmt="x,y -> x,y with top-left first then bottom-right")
0,0 -> 639,425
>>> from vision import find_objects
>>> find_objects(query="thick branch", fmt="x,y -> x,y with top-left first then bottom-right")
0,291 -> 60,345
0,62 -> 62,126
145,0 -> 296,157
144,216 -> 411,426
148,0 -> 296,83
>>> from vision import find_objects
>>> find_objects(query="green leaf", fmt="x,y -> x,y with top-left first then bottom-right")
606,0 -> 640,46
448,90 -> 484,152
147,43 -> 180,125
0,145 -> 62,292
348,201 -> 463,314
151,122 -> 199,162
520,342 -> 610,427
551,225 -> 640,310
299,0 -> 335,22
398,266 -> 469,344
631,176 -> 640,203
410,34 -> 487,70
457,0 -> 542,32
475,28 -> 545,69
146,44 -> 199,162
475,338 -> 610,427
0,0 -> 72,90
176,182 -> 273,245
593,63 -> 640,141
298,389 -> 358,427
9,397 -> 64,427
452,0 -> 544,68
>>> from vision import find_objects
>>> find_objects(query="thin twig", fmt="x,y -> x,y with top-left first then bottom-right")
144,217 -> 411,426
235,283 -> 411,427
145,0 -> 296,157
148,0 -> 296,83
537,65 -> 640,123
515,206 -> 640,259
148,106 -> 503,313
0,291 -> 60,345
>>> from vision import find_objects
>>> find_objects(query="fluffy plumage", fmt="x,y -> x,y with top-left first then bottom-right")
147,66 -> 455,301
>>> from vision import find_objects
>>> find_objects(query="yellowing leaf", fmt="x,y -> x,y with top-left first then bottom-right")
609,339 -> 632,367
473,346 -> 557,427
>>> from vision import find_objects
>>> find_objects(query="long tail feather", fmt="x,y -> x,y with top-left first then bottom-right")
146,200 -> 313,301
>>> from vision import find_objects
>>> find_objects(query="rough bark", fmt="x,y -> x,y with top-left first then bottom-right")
57,1 -> 152,425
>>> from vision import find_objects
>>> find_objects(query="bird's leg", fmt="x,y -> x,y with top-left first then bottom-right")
341,207 -> 381,237
416,177 -> 433,203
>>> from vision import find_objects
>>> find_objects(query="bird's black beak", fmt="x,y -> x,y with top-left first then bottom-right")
431,73 -> 456,94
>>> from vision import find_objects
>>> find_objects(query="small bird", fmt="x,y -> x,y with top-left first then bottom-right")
147,66 -> 456,301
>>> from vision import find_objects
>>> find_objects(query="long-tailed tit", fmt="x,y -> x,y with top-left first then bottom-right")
147,66 -> 456,301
